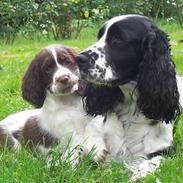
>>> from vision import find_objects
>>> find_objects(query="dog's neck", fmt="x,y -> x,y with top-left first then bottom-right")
38,90 -> 85,140
42,91 -> 82,112
119,81 -> 137,102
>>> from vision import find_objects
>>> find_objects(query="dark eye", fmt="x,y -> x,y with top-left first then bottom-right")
111,39 -> 122,46
62,59 -> 71,66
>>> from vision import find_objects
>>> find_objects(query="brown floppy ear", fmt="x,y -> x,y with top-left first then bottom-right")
66,47 -> 78,59
22,50 -> 47,108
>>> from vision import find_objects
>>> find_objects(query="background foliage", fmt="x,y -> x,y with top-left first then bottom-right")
0,0 -> 183,44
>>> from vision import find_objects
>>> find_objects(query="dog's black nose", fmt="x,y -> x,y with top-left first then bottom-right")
76,54 -> 89,68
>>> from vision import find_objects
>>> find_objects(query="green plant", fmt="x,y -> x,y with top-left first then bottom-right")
0,0 -> 182,44
0,0 -> 90,43
0,0 -> 35,44
22,0 -> 91,40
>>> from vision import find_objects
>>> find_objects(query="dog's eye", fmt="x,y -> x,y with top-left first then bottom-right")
62,59 -> 71,66
111,39 -> 122,46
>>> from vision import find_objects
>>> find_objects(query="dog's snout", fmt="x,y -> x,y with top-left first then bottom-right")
76,54 -> 89,68
56,75 -> 70,84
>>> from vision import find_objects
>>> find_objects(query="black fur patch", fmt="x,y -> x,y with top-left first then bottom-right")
83,84 -> 124,116
147,145 -> 175,159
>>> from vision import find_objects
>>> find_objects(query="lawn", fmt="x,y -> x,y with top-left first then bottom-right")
0,22 -> 183,183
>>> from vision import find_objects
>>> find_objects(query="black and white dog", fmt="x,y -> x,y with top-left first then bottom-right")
77,15 -> 183,180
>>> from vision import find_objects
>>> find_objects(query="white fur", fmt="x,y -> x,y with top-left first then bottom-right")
103,82 -> 174,159
40,93 -> 86,142
128,156 -> 164,182
0,109 -> 41,150
0,109 -> 41,133
177,75 -> 183,107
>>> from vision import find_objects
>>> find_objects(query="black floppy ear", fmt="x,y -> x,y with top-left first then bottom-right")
83,84 -> 123,116
137,28 -> 180,122
22,52 -> 47,108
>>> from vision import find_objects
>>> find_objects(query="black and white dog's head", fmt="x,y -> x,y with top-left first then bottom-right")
77,15 -> 180,122
77,15 -> 149,85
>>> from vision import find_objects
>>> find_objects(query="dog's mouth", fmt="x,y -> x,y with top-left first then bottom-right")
80,71 -> 130,87
77,79 -> 88,95
60,85 -> 78,94
48,81 -> 78,96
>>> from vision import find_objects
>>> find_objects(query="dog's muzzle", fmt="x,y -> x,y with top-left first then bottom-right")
76,53 -> 115,86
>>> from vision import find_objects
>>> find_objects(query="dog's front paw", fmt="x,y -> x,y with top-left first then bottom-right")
128,156 -> 164,182
93,148 -> 108,162
62,145 -> 85,168
47,145 -> 84,168
84,138 -> 108,162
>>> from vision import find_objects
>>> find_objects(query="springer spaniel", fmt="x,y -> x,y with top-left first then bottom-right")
76,15 -> 183,180
0,45 -> 107,165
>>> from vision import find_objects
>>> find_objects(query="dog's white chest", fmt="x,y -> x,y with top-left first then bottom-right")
40,95 -> 87,140
103,85 -> 173,161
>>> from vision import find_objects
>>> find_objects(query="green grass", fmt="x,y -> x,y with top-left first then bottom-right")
0,22 -> 183,183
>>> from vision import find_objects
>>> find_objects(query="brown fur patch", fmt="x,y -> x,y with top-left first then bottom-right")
77,79 -> 88,96
22,48 -> 56,107
16,117 -> 58,147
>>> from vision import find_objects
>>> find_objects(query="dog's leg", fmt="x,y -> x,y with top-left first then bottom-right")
62,134 -> 87,168
0,128 -> 22,150
83,115 -> 108,162
63,115 -> 107,166
47,115 -> 107,167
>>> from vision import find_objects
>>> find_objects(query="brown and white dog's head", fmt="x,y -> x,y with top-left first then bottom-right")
22,44 -> 79,107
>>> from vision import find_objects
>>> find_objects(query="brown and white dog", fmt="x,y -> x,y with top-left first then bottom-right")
0,45 -> 107,164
